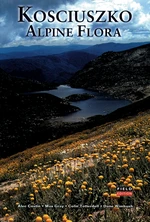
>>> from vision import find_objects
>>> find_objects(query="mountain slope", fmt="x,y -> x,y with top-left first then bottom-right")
0,51 -> 96,83
0,68 -> 79,158
0,107 -> 150,221
69,44 -> 150,101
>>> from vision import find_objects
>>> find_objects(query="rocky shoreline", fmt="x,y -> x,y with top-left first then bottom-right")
85,84 -> 150,102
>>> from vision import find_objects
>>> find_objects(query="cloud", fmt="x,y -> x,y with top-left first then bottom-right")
0,0 -> 150,47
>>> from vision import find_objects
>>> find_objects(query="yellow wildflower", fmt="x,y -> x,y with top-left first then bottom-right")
35,216 -> 43,222
98,175 -> 104,180
129,168 -> 134,173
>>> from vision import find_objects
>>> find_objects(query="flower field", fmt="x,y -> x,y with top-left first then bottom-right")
0,110 -> 150,222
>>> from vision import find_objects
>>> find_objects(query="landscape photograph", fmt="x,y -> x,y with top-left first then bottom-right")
0,0 -> 150,221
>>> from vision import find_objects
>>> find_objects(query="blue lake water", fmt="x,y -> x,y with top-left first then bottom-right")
39,85 -> 131,122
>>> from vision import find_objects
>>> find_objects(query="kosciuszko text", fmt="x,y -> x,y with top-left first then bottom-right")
18,6 -> 133,37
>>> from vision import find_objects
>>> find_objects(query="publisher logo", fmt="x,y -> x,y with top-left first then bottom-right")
116,186 -> 133,196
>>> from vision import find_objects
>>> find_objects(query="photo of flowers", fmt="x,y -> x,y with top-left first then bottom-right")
0,0 -> 150,221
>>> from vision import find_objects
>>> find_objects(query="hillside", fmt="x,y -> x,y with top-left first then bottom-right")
0,67 -> 56,98
0,109 -> 150,221
0,51 -> 96,83
69,44 -> 150,101
0,68 -> 79,158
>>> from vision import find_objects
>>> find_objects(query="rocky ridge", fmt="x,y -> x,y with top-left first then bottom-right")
69,44 -> 150,102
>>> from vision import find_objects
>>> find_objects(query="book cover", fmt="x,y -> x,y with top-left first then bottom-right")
0,0 -> 150,221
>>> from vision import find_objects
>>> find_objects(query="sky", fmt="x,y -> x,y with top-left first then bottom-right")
0,0 -> 150,47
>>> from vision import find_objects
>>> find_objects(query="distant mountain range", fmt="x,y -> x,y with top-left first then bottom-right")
0,45 -> 89,60
0,42 -> 149,60
0,42 -> 149,84
82,42 -> 149,55
69,44 -> 150,101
